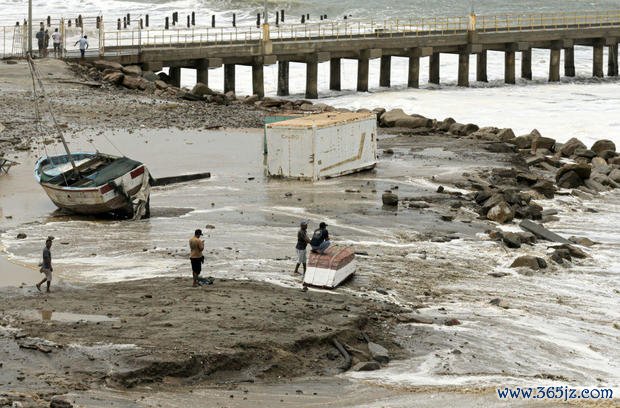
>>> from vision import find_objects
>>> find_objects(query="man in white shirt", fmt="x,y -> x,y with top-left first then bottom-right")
51,28 -> 61,57
74,35 -> 88,58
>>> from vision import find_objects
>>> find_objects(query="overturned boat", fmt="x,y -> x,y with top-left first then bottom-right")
35,152 -> 151,219
303,246 -> 356,289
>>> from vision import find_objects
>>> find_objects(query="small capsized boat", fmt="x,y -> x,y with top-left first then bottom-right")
303,246 -> 356,288
34,152 -> 151,219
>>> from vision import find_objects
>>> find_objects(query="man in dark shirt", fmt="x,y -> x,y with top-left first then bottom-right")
310,222 -> 331,254
36,237 -> 53,293
295,220 -> 311,276
35,28 -> 45,57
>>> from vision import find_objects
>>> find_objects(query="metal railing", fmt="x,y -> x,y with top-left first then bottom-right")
3,10 -> 620,58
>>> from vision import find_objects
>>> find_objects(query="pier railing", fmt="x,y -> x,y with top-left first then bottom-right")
2,10 -> 620,57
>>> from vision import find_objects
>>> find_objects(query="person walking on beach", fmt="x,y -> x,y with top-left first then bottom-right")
74,35 -> 88,59
294,220 -> 311,276
36,237 -> 54,293
189,229 -> 205,287
310,222 -> 331,254
35,28 -> 45,57
51,28 -> 61,58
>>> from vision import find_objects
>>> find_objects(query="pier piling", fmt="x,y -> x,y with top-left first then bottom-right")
549,48 -> 561,82
521,49 -> 532,80
458,51 -> 469,87
564,46 -> 575,76
505,50 -> 516,84
476,50 -> 487,82
608,42 -> 618,76
379,56 -> 391,87
169,67 -> 181,87
408,51 -> 420,88
593,41 -> 604,77
330,58 -> 341,91
252,61 -> 265,98
306,57 -> 319,99
224,64 -> 235,93
429,52 -> 440,84
357,51 -> 370,92
277,61 -> 289,96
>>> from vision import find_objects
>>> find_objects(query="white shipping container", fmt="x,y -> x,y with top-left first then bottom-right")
265,112 -> 377,180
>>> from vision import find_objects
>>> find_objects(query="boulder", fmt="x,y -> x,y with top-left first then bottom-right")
382,192 -> 399,206
224,91 -> 236,101
142,70 -> 159,82
598,150 -> 617,160
574,148 -> 597,159
368,342 -> 390,363
609,168 -> 620,183
502,232 -> 522,248
591,157 -> 608,169
243,95 -> 260,105
568,236 -> 596,247
486,202 -> 514,224
393,116 -> 433,129
50,397 -> 74,408
121,65 -> 142,76
191,82 -> 213,97
16,233 -> 27,239
510,255 -> 547,270
122,75 -> 143,90
584,178 -> 608,192
437,117 -> 456,131
496,128 -> 516,141
591,139 -> 616,155
449,122 -> 479,136
102,71 -> 124,85
517,231 -> 537,245
531,180 -> 555,199
352,361 -> 381,371
93,60 -> 123,71
535,136 -> 556,151
557,171 -> 583,189
379,109 -> 409,127
556,163 -> 591,182
559,137 -> 587,157
154,80 -> 169,90
551,248 -> 571,264
300,103 -> 321,112
609,157 -> 620,166
553,244 -> 588,259
261,97 -> 285,108
511,134 -> 533,149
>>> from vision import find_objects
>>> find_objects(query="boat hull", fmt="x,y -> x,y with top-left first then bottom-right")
303,260 -> 356,289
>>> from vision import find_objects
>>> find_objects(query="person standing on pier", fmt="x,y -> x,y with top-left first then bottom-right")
74,35 -> 89,59
36,237 -> 54,293
51,28 -> 62,58
294,220 -> 311,276
189,229 -> 205,287
35,28 -> 45,57
44,30 -> 50,57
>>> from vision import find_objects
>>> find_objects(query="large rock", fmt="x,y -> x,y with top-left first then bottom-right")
591,157 -> 608,169
261,97 -> 285,108
487,202 -> 514,224
535,136 -> 556,151
382,192 -> 399,206
591,139 -> 616,155
393,115 -> 432,129
502,232 -> 522,248
93,60 -> 123,71
121,65 -> 142,76
556,163 -> 591,182
368,342 -> 390,363
379,109 -> 409,127
352,361 -> 381,371
449,122 -> 479,136
511,134 -> 533,149
142,70 -> 159,82
496,128 -> 516,141
437,117 -> 456,131
103,71 -> 124,85
531,180 -> 555,199
574,148 -> 597,160
510,255 -> 547,270
557,171 -> 583,188
191,82 -> 213,97
154,80 -> 169,90
609,168 -> 620,183
559,137 -> 587,157
122,75 -> 143,90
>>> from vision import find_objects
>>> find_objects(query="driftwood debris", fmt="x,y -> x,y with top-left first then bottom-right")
150,172 -> 211,187
331,338 -> 352,371
519,219 -> 571,244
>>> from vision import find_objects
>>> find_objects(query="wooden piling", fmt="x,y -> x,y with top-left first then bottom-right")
252,62 -> 264,98
408,51 -> 420,88
47,16 -> 51,27
505,50 -> 516,84
608,43 -> 618,76
233,13 -> 236,27
145,14 -> 149,27
379,55 -> 391,87
257,14 -> 260,28
126,13 -> 130,25
521,49 -> 532,79
593,41 -> 604,78
191,11 -> 195,26
224,64 -> 235,93
564,46 -> 575,76
476,50 -> 487,82
458,52 -> 469,87
330,58 -> 341,91
301,15 -> 305,24
211,15 -> 215,28
277,61 -> 289,96
429,52 -> 440,84
549,48 -> 561,82
281,10 -> 285,22
165,17 -> 169,30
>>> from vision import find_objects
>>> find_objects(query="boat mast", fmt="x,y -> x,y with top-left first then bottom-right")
57,130 -> 77,172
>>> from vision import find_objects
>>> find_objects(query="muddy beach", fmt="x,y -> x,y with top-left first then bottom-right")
1,58 -> 619,407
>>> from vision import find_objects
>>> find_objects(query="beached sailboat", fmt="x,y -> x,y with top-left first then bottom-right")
34,152 -> 151,218
27,56 -> 151,219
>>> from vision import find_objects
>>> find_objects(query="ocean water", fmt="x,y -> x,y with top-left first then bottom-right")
1,0 -> 620,394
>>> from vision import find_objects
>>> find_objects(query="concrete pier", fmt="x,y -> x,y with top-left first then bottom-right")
458,51 -> 469,87
277,61 -> 289,96
357,50 -> 370,92
252,61 -> 264,98
306,58 -> 318,99
196,59 -> 208,86
169,66 -> 181,87
380,56 -> 391,87
505,50 -> 516,84
564,46 -> 575,77
608,43 -> 618,76
521,49 -> 532,80
224,64 -> 235,93
408,52 -> 420,88
476,51 -> 487,82
330,58 -> 341,91
429,52 -> 440,84
593,41 -> 604,78
549,48 -> 561,82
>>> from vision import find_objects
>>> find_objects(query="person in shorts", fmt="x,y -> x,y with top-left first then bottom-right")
189,229 -> 205,287
310,222 -> 331,254
51,28 -> 61,57
294,220 -> 310,276
36,237 -> 54,293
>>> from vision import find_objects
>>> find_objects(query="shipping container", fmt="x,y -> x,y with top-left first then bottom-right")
265,112 -> 377,180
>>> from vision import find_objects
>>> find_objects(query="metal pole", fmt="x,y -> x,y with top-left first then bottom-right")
28,0 -> 32,55
264,0 -> 268,24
